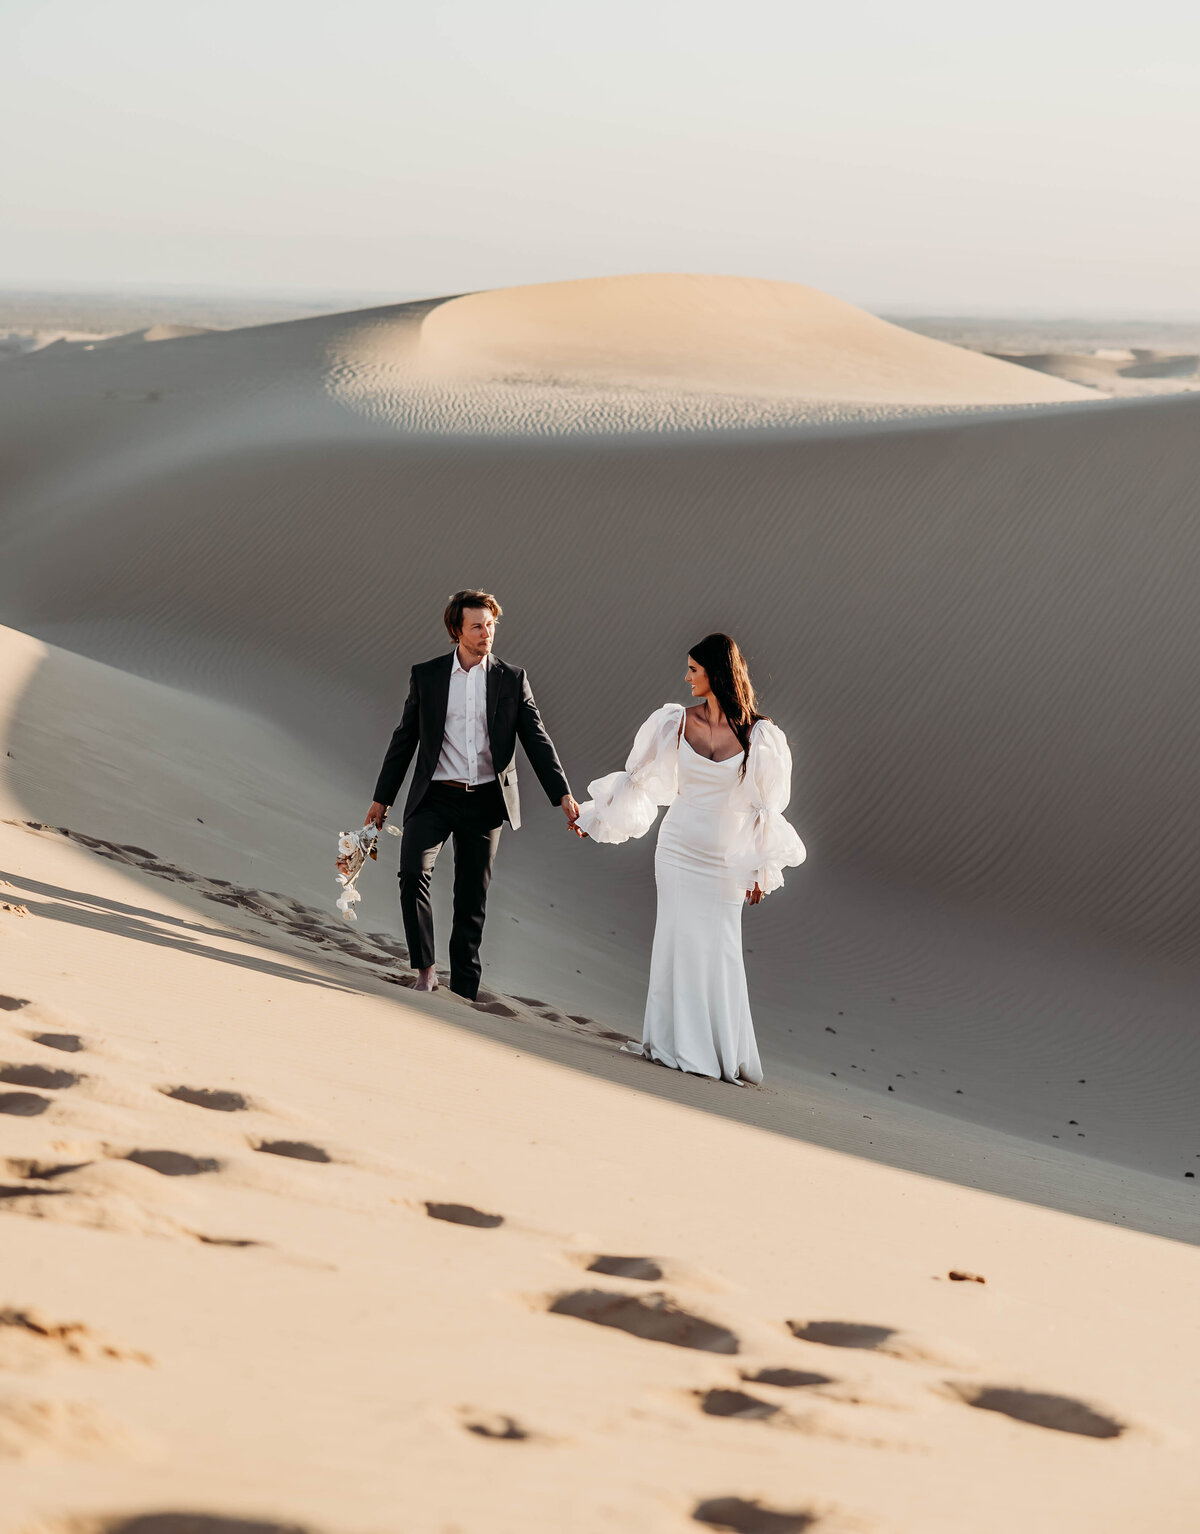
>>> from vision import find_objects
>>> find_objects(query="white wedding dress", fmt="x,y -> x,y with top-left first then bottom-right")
575,703 -> 806,1085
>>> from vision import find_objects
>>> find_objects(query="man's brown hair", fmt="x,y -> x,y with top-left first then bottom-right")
443,589 -> 503,642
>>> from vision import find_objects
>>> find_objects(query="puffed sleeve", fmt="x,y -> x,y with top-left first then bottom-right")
731,720 -> 807,895
574,703 -> 685,844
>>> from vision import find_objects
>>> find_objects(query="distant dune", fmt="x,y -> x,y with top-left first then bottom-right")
0,321 -> 216,362
106,322 -> 217,344
327,274 -> 1095,430
993,347 -> 1200,397
414,274 -> 1092,404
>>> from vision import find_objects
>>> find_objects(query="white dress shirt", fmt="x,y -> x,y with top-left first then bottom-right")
433,650 -> 496,786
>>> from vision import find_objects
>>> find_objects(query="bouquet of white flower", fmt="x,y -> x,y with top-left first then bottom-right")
335,821 -> 400,921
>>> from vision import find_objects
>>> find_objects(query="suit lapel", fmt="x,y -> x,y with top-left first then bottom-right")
432,651 -> 454,740
486,655 -> 501,742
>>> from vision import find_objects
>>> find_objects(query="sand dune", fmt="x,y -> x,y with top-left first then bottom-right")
2,276 -> 1199,1531
992,348 -> 1200,397
102,324 -> 217,346
0,324 -> 215,365
414,274 -> 1092,403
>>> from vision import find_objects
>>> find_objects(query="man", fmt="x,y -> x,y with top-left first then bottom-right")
366,589 -> 579,999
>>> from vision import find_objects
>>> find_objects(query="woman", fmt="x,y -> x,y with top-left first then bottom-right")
574,634 -> 805,1085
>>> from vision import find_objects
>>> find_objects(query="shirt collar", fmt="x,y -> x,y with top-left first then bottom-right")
451,648 -> 490,677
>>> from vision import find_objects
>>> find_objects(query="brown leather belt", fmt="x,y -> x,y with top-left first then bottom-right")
436,779 -> 496,792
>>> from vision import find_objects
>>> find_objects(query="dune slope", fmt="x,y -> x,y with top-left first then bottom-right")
0,287 -> 1197,1198
2,623 -> 1199,1534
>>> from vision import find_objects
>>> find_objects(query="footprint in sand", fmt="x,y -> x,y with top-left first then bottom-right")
506,997 -> 632,1042
255,1140 -> 331,1163
425,1201 -> 503,1228
585,1255 -> 664,1281
947,1382 -> 1124,1438
548,1290 -> 739,1353
1,1180 -> 69,1201
563,1012 -> 633,1042
788,1318 -> 971,1369
0,1091 -> 51,1116
48,822 -> 409,978
163,1085 -> 251,1112
31,1031 -> 85,1052
0,995 -> 32,1012
54,1518 -> 313,1534
0,1306 -> 153,1366
2,1156 -> 264,1249
5,1156 -> 93,1182
742,1367 -> 834,1390
463,1411 -> 530,1441
472,998 -> 520,1018
696,1388 -> 780,1420
693,1496 -> 816,1532
0,1062 -> 81,1090
126,1150 -> 221,1177
787,1320 -> 895,1350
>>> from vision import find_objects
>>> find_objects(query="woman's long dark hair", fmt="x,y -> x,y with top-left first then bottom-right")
688,633 -> 764,777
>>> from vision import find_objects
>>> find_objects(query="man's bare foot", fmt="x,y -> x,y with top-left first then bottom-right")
413,966 -> 438,993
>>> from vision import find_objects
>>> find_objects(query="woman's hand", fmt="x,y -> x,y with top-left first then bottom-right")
745,883 -> 763,905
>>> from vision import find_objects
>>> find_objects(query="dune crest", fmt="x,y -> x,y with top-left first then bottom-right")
416,273 -> 1093,404
106,324 -> 216,345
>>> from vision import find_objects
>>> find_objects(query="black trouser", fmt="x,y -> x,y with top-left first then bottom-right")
399,780 -> 505,1000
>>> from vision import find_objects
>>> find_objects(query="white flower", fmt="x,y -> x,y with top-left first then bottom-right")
334,823 -> 390,922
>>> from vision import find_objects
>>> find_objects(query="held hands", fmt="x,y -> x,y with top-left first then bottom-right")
561,794 -> 587,837
562,794 -> 589,838
745,883 -> 764,906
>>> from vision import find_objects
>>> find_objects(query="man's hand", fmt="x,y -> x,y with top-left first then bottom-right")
745,882 -> 764,906
365,801 -> 389,830
564,797 -> 592,846
561,794 -> 587,837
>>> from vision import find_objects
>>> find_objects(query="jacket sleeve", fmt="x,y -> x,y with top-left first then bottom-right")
515,670 -> 572,806
729,719 -> 807,895
574,703 -> 685,844
372,668 -> 421,807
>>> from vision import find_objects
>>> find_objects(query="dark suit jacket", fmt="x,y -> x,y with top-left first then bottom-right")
372,652 -> 571,831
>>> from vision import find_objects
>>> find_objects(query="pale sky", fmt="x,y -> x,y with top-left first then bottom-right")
5,0 -> 1199,314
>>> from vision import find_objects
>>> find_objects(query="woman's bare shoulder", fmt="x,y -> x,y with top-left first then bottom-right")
678,703 -> 704,740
